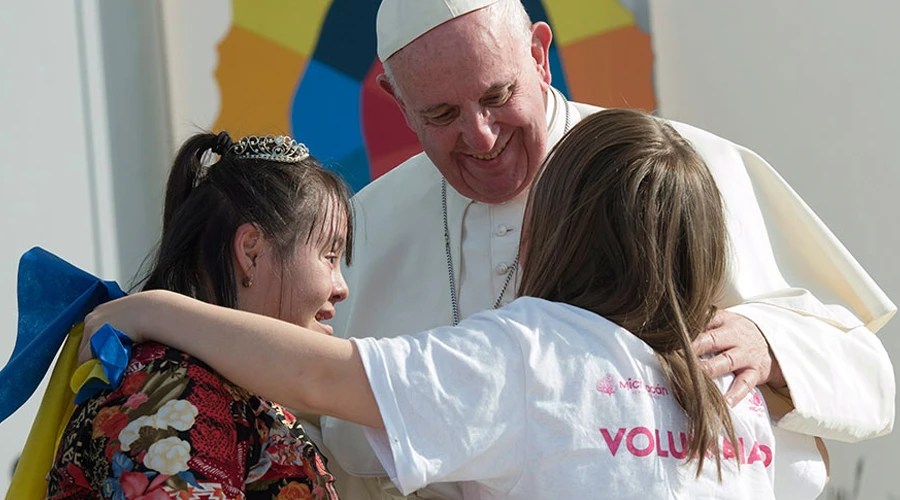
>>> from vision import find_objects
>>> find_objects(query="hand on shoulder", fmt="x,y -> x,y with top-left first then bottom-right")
692,309 -> 787,405
78,289 -> 181,364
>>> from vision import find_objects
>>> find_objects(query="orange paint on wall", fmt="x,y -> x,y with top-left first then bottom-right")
214,26 -> 307,136
559,25 -> 656,112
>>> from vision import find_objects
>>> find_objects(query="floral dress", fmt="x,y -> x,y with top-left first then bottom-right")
48,342 -> 339,500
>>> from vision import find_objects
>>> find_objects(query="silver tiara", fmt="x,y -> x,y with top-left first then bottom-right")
231,135 -> 310,163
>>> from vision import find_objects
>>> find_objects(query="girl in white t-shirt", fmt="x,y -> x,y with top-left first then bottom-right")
80,109 -> 824,499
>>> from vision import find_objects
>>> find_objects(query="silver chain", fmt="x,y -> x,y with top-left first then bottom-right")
442,88 -> 570,326
442,179 -> 519,326
442,178 -> 462,326
559,87 -> 572,139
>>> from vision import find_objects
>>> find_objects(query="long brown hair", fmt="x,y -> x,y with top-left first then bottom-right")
519,108 -> 736,478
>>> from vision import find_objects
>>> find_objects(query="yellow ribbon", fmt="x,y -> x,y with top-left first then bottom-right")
7,323 -> 109,499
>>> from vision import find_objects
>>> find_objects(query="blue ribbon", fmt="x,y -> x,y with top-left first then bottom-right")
0,247 -> 130,422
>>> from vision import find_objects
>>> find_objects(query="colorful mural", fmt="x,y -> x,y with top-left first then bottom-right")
214,0 -> 655,193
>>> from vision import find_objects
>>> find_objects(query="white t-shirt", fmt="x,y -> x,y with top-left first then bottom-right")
353,297 -> 783,500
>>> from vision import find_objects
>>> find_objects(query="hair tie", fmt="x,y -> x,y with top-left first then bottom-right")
194,132 -> 233,188
213,131 -> 234,156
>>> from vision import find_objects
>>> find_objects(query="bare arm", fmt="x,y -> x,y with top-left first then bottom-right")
80,289 -> 383,429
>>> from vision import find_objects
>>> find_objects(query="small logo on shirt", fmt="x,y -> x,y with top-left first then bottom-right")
746,389 -> 766,415
596,374 -> 617,395
597,373 -> 669,398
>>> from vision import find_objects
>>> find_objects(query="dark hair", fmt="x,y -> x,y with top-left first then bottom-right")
518,109 -> 735,478
138,132 -> 353,309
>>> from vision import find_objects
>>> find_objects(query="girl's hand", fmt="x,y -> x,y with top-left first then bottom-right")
77,291 -> 164,363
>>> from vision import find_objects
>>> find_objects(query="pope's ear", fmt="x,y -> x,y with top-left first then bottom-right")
377,73 -> 414,129
376,73 -> 399,102
530,21 -> 553,90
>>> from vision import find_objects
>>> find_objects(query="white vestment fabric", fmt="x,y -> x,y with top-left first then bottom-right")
322,88 -> 894,499
355,297 -> 824,499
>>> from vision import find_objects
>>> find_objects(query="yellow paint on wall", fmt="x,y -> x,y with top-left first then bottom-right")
542,0 -> 635,46
232,0 -> 332,57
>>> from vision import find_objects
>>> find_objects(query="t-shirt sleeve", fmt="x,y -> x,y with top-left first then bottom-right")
352,314 -> 527,496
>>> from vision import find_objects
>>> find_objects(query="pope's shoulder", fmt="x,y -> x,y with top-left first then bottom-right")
352,151 -> 441,214
664,117 -> 743,157
354,151 -> 439,202
349,151 -> 443,243
570,100 -> 742,156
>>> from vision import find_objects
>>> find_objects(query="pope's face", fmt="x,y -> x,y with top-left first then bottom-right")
384,11 -> 553,203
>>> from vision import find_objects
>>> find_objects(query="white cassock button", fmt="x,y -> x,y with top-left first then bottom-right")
495,224 -> 512,237
495,263 -> 510,275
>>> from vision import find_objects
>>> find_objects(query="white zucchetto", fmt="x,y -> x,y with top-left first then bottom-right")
376,0 -> 501,62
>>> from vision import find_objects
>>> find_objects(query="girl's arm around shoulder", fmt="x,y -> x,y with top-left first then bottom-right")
80,289 -> 384,428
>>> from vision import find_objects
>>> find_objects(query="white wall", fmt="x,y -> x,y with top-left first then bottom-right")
0,0 -> 170,494
159,0 -> 230,147
651,1 -> 900,498
0,2 -> 107,491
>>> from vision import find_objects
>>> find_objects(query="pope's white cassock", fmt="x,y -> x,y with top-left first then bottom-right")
319,88 -> 895,499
